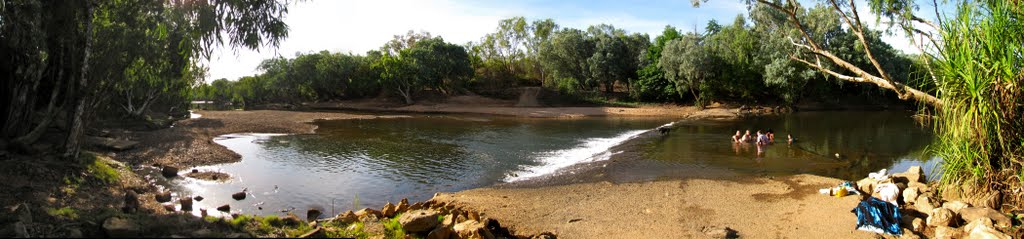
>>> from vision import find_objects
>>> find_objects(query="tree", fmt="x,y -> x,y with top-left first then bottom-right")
374,53 -> 420,104
659,33 -> 720,107
632,26 -> 683,102
539,28 -> 595,93
406,37 -> 474,95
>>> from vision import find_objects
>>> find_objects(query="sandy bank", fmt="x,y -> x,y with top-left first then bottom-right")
306,100 -> 763,120
434,174 -> 877,239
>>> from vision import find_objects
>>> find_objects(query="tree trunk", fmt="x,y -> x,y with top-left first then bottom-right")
63,0 -> 94,160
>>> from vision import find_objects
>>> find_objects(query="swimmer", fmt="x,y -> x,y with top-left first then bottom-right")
766,129 -> 775,143
741,130 -> 753,143
756,130 -> 770,146
731,130 -> 742,143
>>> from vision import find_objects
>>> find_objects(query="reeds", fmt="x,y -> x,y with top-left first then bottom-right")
933,0 -> 1024,205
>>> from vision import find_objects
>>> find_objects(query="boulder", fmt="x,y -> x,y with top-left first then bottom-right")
216,204 -> 230,212
200,208 -> 208,217
426,226 -> 452,239
912,217 -> 925,232
914,196 -> 935,214
442,214 -> 456,227
927,208 -> 954,227
179,197 -> 193,211
396,199 -> 409,213
964,218 -> 1011,239
409,202 -> 423,211
899,229 -> 921,239
398,209 -> 440,233
336,211 -> 358,224
355,208 -> 382,221
933,226 -> 961,239
701,226 -> 739,239
155,191 -> 172,203
381,202 -> 397,218
468,211 -> 481,222
908,182 -> 930,193
103,217 -> 139,238
942,201 -> 970,214
857,178 -> 878,194
904,166 -> 925,183
453,220 -> 495,239
161,166 -> 179,178
307,208 -> 322,222
959,207 -> 1012,229
903,187 -> 920,204
231,192 -> 246,200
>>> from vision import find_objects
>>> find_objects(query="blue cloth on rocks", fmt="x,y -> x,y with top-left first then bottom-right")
851,197 -> 902,235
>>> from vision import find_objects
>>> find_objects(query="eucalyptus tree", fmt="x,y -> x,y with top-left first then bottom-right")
659,33 -> 720,107
373,53 -> 420,105
539,28 -> 595,93
405,37 -> 474,95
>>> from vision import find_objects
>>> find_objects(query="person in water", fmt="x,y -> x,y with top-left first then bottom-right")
787,134 -> 796,144
756,130 -> 770,146
732,130 -> 742,143
741,130 -> 753,143
766,129 -> 775,143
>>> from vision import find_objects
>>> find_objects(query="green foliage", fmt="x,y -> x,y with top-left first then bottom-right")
46,207 -> 79,220
381,215 -> 408,239
933,0 -> 1024,196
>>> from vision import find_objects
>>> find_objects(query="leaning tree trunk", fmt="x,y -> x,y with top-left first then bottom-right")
63,0 -> 94,160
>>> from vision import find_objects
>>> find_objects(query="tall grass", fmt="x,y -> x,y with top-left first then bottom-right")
933,0 -> 1024,206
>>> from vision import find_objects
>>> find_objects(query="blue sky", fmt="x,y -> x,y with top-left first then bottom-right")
203,0 -> 951,82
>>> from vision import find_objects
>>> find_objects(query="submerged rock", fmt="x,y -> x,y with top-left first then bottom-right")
102,217 -> 139,238
193,195 -> 204,202
398,209 -> 440,233
306,208 -> 322,222
231,191 -> 246,201
161,166 -> 179,178
216,204 -> 230,212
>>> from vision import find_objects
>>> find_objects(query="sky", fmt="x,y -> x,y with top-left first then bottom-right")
203,0 -> 951,82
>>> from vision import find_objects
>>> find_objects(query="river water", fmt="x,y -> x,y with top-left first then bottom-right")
155,111 -> 938,219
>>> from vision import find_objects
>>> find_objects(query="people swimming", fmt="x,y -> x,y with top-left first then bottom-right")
741,130 -> 753,143
787,134 -> 796,145
766,129 -> 775,143
756,130 -> 770,146
731,130 -> 742,143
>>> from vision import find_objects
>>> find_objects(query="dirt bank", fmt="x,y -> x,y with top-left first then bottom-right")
433,174 -> 877,239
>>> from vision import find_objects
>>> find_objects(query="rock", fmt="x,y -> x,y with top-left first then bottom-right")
927,208 -> 954,227
65,227 -> 83,238
903,187 -> 920,204
12,222 -> 28,238
441,214 -> 457,227
911,218 -> 925,232
281,213 -> 302,226
191,228 -> 214,238
982,192 -> 1002,210
531,232 -> 557,239
943,201 -> 970,214
964,218 -> 1011,239
899,229 -> 921,239
397,209 -> 440,233
856,178 -> 877,194
306,208 -> 322,222
200,208 -> 208,217
904,166 -> 925,183
908,182 -> 930,193
409,202 -> 423,211
914,196 -> 935,214
959,207 -> 1012,229
336,211 -> 358,224
216,204 -> 231,212
193,195 -> 204,202
453,220 -> 495,239
381,202 -> 397,218
161,165 -> 179,178
155,191 -> 172,203
179,197 -> 193,211
469,211 -> 481,222
163,203 -> 176,212
12,203 -> 31,224
701,226 -> 738,239
103,217 -> 140,238
226,232 -> 252,238
355,208 -> 382,220
231,191 -> 246,200
426,226 -> 452,239
122,190 -> 139,213
933,226 -> 961,239
397,199 -> 409,213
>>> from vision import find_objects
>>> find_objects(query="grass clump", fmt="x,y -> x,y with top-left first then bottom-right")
381,213 -> 408,239
45,207 -> 79,220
